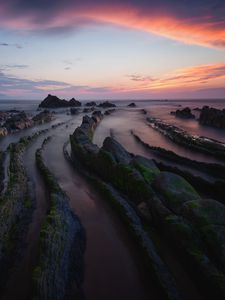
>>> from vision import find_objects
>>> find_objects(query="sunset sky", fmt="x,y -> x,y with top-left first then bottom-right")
0,0 -> 225,100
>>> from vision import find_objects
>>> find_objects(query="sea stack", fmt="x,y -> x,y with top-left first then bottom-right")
39,94 -> 81,108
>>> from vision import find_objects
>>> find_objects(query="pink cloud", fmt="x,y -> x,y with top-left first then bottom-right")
0,1 -> 225,48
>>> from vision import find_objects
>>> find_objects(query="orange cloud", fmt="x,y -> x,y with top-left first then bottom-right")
0,2 -> 225,48
126,63 -> 225,91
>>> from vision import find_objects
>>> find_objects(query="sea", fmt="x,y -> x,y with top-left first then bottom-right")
0,98 -> 225,161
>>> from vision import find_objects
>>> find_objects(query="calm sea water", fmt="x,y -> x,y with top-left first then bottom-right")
0,98 -> 224,112
1,98 -> 225,157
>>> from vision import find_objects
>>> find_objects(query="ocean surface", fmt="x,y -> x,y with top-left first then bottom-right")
1,98 -> 225,153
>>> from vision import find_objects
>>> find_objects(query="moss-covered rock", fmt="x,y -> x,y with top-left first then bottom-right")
34,145 -> 85,300
0,129 -> 48,290
102,136 -> 132,164
153,172 -> 200,214
131,155 -> 160,184
200,224 -> 225,271
182,199 -> 225,226
70,110 -> 225,298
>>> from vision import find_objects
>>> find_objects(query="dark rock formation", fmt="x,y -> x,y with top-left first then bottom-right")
0,110 -> 54,136
70,114 -> 182,300
102,137 -> 132,164
0,129 -> 48,290
69,97 -> 81,107
4,111 -> 33,131
131,130 -> 225,180
34,143 -> 85,300
32,110 -> 54,124
97,101 -> 116,108
127,102 -> 136,108
131,155 -> 160,184
154,172 -> 201,214
0,127 -> 8,136
39,94 -> 81,108
70,114 -> 225,298
71,112 -> 104,156
147,117 -> 225,160
83,107 -> 94,113
70,108 -> 79,115
104,109 -> 115,115
170,107 -> 195,119
0,112 -> 9,123
85,101 -> 96,107
199,106 -> 225,128
154,159 -> 225,204
94,181 -> 181,300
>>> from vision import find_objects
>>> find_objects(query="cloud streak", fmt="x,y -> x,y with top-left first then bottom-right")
127,63 -> 225,91
127,74 -> 155,82
0,1 -> 225,48
0,64 -> 28,71
0,70 -> 115,98
1,62 -> 225,99
0,42 -> 23,48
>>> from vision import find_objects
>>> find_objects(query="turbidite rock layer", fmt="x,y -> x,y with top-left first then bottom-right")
70,111 -> 225,298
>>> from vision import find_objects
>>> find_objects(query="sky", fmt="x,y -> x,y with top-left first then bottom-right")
0,0 -> 225,100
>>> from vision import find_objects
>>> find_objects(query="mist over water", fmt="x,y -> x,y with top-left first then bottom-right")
2,98 -> 225,161
0,98 -> 225,299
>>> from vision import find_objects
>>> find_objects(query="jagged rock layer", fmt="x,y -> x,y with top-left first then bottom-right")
0,129 -> 48,290
70,111 -> 225,299
33,142 -> 85,300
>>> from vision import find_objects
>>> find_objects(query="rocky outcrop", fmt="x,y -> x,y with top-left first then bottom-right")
131,130 -> 225,180
69,97 -> 82,107
97,101 -> 116,108
0,112 -> 9,124
85,101 -> 96,107
33,143 -> 85,300
70,114 -> 225,298
4,111 -> 33,131
83,107 -> 94,113
94,180 -> 181,300
147,117 -> 225,160
127,102 -> 136,108
102,137 -> 132,164
154,160 -> 225,204
70,108 -> 79,115
199,106 -> 225,128
170,107 -> 195,119
104,109 -> 115,115
32,110 -> 54,124
0,127 -> 8,136
154,172 -> 201,214
0,129 -> 48,290
39,94 -> 81,108
70,114 -> 182,300
0,110 -> 54,136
